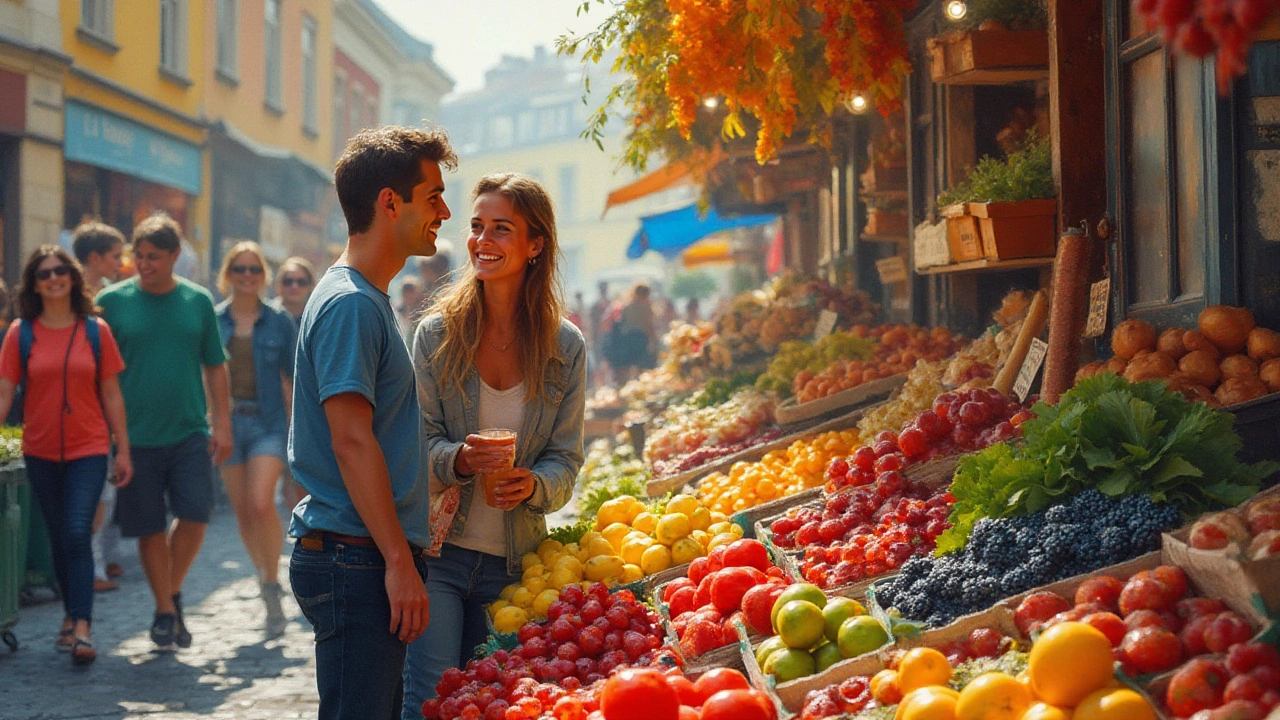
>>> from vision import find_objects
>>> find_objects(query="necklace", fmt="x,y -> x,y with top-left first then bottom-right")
486,334 -> 516,352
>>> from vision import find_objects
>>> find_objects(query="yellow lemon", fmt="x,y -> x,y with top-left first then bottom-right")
492,605 -> 528,634
1071,688 -> 1155,720
549,567 -> 579,589
587,536 -> 616,558
625,529 -> 651,544
601,522 -> 632,551
670,537 -> 706,565
595,498 -> 630,529
521,553 -> 542,572
1027,622 -> 1114,708
630,512 -> 658,535
707,532 -> 738,552
488,599 -> 510,619
584,555 -> 625,582
510,587 -> 534,610
641,543 -> 673,575
499,583 -> 517,601
621,564 -> 644,583
621,496 -> 646,523
710,511 -> 729,524
691,530 -> 711,547
708,521 -> 734,536
522,563 -> 546,581
523,576 -> 548,596
621,536 -> 654,566
531,589 -> 560,619
689,506 -> 712,532
553,554 -> 584,578
580,530 -> 603,548
655,513 -> 692,546
727,523 -> 745,538
666,494 -> 700,517
537,538 -> 564,558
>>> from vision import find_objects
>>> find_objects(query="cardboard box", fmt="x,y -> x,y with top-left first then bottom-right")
942,203 -> 984,262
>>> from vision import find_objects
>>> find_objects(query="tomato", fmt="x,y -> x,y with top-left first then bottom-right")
1165,658 -> 1231,718
665,674 -> 701,708
699,689 -> 776,720
693,668 -> 751,704
601,668 -> 679,720
1121,627 -> 1183,674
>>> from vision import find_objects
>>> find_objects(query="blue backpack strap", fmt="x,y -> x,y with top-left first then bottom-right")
83,316 -> 102,376
18,319 -> 34,383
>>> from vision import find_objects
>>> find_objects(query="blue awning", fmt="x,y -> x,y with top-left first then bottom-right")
626,204 -> 778,259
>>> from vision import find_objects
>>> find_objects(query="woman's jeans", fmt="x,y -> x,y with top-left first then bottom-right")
290,539 -> 430,720
24,454 -> 108,623
401,544 -> 520,720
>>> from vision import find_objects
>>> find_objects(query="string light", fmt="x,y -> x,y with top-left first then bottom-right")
703,97 -> 719,109
846,94 -> 869,114
945,1 -> 968,20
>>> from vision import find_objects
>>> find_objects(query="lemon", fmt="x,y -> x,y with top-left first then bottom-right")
499,583 -> 517,601
641,543 -> 673,575
549,567 -> 579,589
492,605 -> 528,634
584,555 -> 625,582
621,563 -> 644,583
521,553 -> 542,572
670,536 -> 706,565
689,506 -> 712,532
489,599 -> 510,619
621,496 -> 645,523
621,536 -> 654,565
655,513 -> 692,546
587,536 -> 616,558
531,589 -> 560,619
708,521 -> 734,536
601,522 -> 632,551
691,530 -> 711,547
522,563 -> 546,581
666,494 -> 700,517
580,530 -> 603,548
537,538 -> 564,558
595,498 -> 630,529
707,532 -> 738,552
510,586 -> 534,610
553,554 -> 584,578
523,576 -> 548,596
710,511 -> 729,524
630,511 -> 658,535
727,523 -> 744,538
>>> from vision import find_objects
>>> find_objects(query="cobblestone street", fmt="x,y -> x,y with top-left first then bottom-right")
0,504 -> 320,719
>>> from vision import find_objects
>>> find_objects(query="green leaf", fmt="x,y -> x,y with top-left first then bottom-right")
1095,470 -> 1134,496
1148,455 -> 1203,488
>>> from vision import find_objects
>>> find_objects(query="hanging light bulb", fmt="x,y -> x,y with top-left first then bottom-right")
945,1 -> 968,21
845,94 -> 869,115
703,97 -> 719,109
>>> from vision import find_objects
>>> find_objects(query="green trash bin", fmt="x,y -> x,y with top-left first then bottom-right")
19,482 -> 57,593
0,461 -> 27,651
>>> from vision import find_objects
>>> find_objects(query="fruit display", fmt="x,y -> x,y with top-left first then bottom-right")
790,326 -> 963,405
0,426 -> 19,464
1077,306 -> 1280,407
856,359 -> 949,445
875,489 -> 1183,628
1162,643 -> 1280,718
643,389 -> 779,478
693,429 -> 862,514
1188,491 -> 1280,560
576,442 -> 650,522
770,476 -> 954,589
599,667 -> 778,720
753,584 -> 890,685
754,331 -> 875,397
938,373 -> 1273,553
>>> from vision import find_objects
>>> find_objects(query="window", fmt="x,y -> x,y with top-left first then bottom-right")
159,0 -> 188,78
332,74 -> 346,158
558,165 -> 577,222
351,85 -> 364,131
215,0 -> 238,80
302,17 -> 318,134
264,0 -> 283,111
80,0 -> 114,41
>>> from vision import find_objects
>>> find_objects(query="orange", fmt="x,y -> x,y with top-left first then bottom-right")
955,672 -> 1031,720
1070,688 -> 1156,720
1019,703 -> 1069,720
898,647 -> 953,694
871,669 -> 904,705
1026,622 -> 1115,707
899,687 -> 960,720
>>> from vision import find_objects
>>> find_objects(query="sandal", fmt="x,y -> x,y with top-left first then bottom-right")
55,622 -> 74,653
70,637 -> 96,666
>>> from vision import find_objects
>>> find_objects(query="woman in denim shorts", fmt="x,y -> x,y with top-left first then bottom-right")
214,241 -> 297,637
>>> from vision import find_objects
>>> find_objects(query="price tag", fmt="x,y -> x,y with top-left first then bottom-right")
812,310 -> 839,342
876,256 -> 908,284
1084,278 -> 1111,338
1013,338 -> 1049,402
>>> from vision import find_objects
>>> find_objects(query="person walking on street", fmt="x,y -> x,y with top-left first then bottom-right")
273,256 -> 316,509
97,214 -> 232,652
404,173 -> 587,717
214,242 -> 297,637
71,221 -> 128,593
288,126 -> 454,720
604,283 -> 658,382
0,246 -> 133,666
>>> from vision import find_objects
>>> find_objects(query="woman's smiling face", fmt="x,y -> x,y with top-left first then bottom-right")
468,192 -> 543,284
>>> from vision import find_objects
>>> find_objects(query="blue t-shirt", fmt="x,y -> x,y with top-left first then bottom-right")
288,266 -> 429,546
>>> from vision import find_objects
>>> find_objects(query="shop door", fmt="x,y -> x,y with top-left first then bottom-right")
1235,40 -> 1280,331
1103,1 -> 1217,329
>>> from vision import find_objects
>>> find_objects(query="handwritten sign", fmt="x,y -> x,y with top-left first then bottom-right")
876,256 -> 908,284
812,310 -> 839,342
1084,278 -> 1111,338
1013,338 -> 1049,402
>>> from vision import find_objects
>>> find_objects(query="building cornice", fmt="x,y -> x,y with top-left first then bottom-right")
68,65 -> 207,130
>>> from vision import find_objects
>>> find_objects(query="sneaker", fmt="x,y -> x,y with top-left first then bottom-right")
262,582 -> 287,638
150,613 -> 176,651
172,593 -> 192,649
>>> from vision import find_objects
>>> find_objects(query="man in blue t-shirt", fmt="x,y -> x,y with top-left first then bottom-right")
289,126 -> 456,720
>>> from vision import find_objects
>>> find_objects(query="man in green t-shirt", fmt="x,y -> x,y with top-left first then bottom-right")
97,213 -> 232,652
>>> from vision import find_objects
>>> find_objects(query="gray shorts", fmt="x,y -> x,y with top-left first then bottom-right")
117,432 -> 214,538
222,407 -> 287,467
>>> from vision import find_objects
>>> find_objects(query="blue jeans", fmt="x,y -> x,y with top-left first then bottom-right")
290,540 -> 430,720
24,455 -> 108,623
402,544 -> 519,720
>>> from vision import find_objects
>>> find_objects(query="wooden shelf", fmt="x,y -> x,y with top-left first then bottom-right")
860,233 -> 909,244
934,67 -> 1048,86
916,257 -> 1054,275
861,189 -> 908,201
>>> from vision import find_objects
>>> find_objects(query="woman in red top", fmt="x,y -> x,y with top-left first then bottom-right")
0,246 -> 132,665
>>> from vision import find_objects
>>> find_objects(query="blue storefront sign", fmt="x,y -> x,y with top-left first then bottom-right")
64,100 -> 202,195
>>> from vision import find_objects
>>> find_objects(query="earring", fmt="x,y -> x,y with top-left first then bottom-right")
528,256 -> 538,266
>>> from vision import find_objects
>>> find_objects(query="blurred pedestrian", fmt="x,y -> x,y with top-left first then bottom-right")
604,283 -> 658,381
417,245 -> 453,304
397,277 -> 423,343
71,221 -> 128,592
289,126 -> 452,720
97,213 -> 232,653
273,256 -> 315,509
0,279 -> 17,427
215,241 -> 297,638
404,173 -> 585,717
0,246 -> 132,666
686,297 -> 702,324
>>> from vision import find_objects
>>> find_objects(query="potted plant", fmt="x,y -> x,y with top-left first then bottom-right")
928,0 -> 1049,85
936,133 -> 1057,260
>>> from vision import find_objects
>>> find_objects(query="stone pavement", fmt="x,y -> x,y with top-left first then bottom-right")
0,504 -> 321,719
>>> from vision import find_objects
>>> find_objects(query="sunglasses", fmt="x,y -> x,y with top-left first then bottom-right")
281,277 -> 311,288
230,265 -> 264,276
36,265 -> 71,281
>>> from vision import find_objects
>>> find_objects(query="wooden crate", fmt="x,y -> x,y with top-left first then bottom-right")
970,199 -> 1058,259
941,203 -> 984,262
928,29 -> 1049,85
863,209 -> 909,237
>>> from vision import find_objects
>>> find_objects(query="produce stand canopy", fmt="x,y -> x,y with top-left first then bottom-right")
626,203 -> 778,260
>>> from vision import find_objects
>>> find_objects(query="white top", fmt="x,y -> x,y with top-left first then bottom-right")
452,379 -> 525,557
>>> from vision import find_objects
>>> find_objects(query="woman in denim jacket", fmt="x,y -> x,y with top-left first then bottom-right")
404,173 -> 585,716
213,241 -> 297,637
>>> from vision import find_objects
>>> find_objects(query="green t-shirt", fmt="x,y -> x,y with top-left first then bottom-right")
97,277 -> 228,448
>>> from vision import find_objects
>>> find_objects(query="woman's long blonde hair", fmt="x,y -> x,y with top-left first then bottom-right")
429,173 -> 565,401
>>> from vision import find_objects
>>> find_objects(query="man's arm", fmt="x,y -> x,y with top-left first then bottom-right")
203,363 -> 233,466
323,392 -> 429,643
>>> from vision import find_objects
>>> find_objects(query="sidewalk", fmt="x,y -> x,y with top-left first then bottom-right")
0,504 -> 320,719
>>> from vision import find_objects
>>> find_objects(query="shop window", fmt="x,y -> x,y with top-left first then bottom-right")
264,0 -> 283,112
216,0 -> 238,82
80,0 -> 114,43
302,16 -> 318,135
159,0 -> 188,80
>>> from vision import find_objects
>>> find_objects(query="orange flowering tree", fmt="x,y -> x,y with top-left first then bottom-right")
557,0 -> 918,168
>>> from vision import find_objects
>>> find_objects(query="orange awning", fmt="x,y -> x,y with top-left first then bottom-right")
603,148 -> 725,215
680,235 -> 734,268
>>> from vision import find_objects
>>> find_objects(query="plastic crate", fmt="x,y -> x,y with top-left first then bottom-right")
0,462 -> 27,651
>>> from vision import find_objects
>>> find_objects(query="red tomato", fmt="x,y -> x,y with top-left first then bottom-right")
692,668 -> 751,705
1166,658 -> 1231,718
722,539 -> 770,572
601,668 -> 679,720
665,674 -> 701,708
699,689 -> 776,720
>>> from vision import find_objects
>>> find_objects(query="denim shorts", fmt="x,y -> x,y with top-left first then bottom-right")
117,432 -> 214,537
223,404 -> 287,467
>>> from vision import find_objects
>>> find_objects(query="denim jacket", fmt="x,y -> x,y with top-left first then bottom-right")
414,315 -> 586,574
215,299 -> 298,433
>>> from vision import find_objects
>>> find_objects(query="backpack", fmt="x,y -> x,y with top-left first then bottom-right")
11,318 -> 102,425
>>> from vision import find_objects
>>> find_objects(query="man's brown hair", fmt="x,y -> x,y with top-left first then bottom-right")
131,212 -> 184,252
334,126 -> 458,235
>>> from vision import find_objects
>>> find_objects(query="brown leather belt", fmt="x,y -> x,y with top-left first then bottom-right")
300,530 -> 428,559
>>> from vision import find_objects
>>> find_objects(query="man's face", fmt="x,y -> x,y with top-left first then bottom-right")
394,160 -> 450,257
89,243 -> 124,281
133,240 -> 179,291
